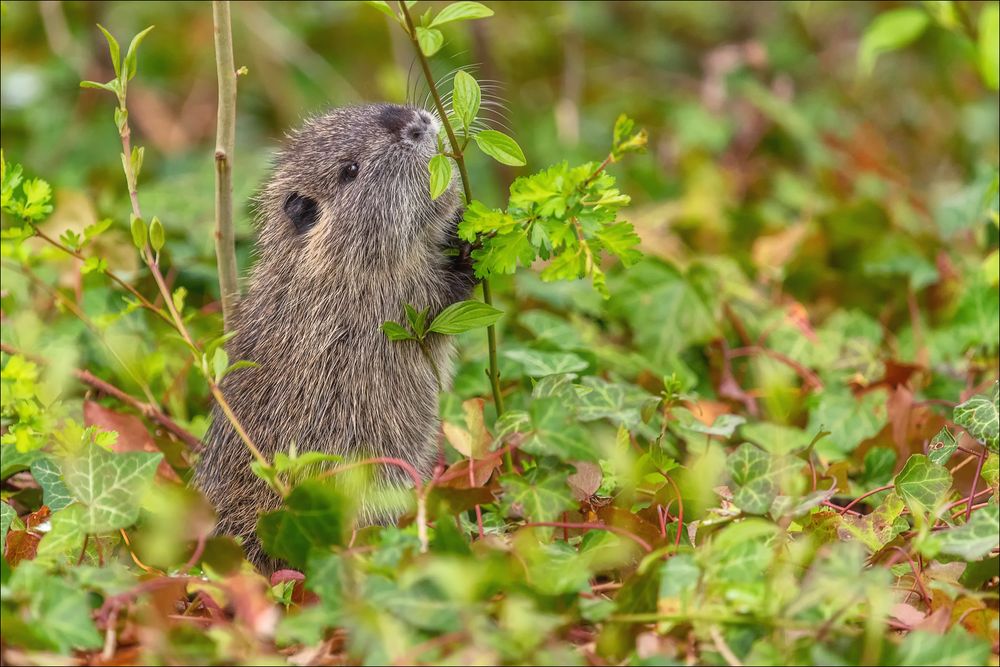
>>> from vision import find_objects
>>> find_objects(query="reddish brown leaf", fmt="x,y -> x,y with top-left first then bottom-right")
4,530 -> 40,566
437,456 -> 499,489
24,505 -> 50,531
85,400 -> 180,483
568,462 -> 603,501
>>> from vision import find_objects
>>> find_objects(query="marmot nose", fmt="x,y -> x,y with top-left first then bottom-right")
406,114 -> 433,142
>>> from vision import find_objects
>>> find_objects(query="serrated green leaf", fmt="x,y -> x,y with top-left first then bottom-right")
61,441 -> 162,533
595,221 -> 642,267
428,154 -> 452,200
474,130 -> 526,166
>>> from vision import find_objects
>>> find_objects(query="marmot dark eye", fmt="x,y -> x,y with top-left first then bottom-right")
341,162 -> 359,182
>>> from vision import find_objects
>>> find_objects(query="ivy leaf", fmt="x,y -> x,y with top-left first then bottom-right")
257,480 -> 351,569
981,453 -> 998,497
415,27 -> 444,56
504,348 -> 588,377
930,504 -> 999,561
501,469 -> 575,523
837,492 -> 908,552
518,397 -> 595,461
953,383 -> 999,453
474,130 -> 527,166
894,454 -> 951,512
809,388 -> 888,461
892,628 -> 992,666
727,443 -> 785,515
1,501 -> 15,554
61,441 -> 162,533
428,154 -> 452,200
6,561 -> 103,652
573,377 -> 655,429
428,300 -> 502,334
430,1 -> 494,27
926,426 -> 958,466
31,457 -> 73,512
452,70 -> 481,130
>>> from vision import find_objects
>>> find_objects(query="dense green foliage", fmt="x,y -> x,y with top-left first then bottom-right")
1,1 -> 999,665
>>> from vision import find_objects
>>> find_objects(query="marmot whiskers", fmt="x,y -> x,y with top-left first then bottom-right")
195,104 -> 475,569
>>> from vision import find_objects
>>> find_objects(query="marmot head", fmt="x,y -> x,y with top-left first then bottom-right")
257,104 -> 459,272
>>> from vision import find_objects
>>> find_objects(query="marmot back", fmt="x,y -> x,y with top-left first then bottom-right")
195,104 -> 475,569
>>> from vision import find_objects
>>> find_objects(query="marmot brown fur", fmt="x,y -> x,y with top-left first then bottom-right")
194,104 -> 475,569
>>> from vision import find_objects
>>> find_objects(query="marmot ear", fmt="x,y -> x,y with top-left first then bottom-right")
283,192 -> 319,233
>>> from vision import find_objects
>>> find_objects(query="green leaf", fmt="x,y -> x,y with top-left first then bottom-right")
1,443 -> 41,478
595,221 -> 642,267
809,388 -> 888,461
123,25 -> 155,82
80,256 -> 107,275
573,377 -> 656,429
657,552 -> 700,616
34,504 -> 87,565
6,561 -> 103,652
415,26 -> 444,56
212,348 -> 229,383
404,304 -> 429,337
739,422 -> 812,455
894,454 -> 952,512
96,24 -> 121,80
979,3 -> 999,90
504,348 -> 588,377
927,426 -> 958,466
452,70 -> 481,130
149,215 -> 164,252
61,441 -> 162,533
429,1 -> 494,27
364,0 -> 399,21
953,383 -> 999,452
79,79 -> 118,94
517,397 -> 595,461
130,215 -> 147,250
837,491 -> 908,552
474,130 -> 526,166
892,628 -> 992,666
728,443 -> 784,515
858,8 -> 930,75
611,113 -> 648,159
428,300 -> 502,334
931,504 -> 999,561
381,320 -> 415,341
501,469 -> 575,523
428,154 -> 452,200
257,480 -> 351,569
31,457 -> 73,512
981,453 -> 998,497
1,501 -> 15,554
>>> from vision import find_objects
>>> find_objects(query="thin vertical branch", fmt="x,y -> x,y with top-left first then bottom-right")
397,1 -> 507,428
212,0 -> 240,332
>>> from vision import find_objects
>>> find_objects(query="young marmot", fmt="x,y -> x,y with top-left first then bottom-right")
194,104 -> 475,569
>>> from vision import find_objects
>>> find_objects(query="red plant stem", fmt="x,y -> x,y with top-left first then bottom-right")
887,546 -> 931,607
966,447 -> 988,522
839,483 -> 894,515
182,531 -> 208,571
822,500 -> 862,516
728,345 -> 823,390
521,522 -> 653,553
664,473 -> 685,549
434,440 -> 520,485
317,456 -> 424,491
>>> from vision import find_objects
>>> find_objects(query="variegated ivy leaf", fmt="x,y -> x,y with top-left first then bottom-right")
953,383 -> 999,453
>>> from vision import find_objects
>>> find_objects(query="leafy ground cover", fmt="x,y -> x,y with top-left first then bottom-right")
1,1 -> 998,665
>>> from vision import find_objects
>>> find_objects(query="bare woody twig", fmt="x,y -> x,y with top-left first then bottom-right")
212,0 -> 240,332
